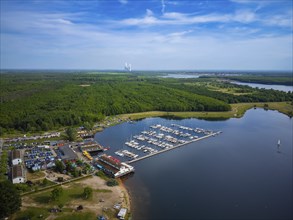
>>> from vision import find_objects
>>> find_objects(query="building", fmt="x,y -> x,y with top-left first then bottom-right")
79,140 -> 104,157
11,150 -> 22,165
96,154 -> 134,178
117,208 -> 127,220
11,165 -> 25,184
58,145 -> 78,161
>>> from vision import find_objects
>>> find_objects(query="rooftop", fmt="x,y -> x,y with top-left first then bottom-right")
12,165 -> 24,178
59,145 -> 78,160
99,154 -> 122,169
12,150 -> 21,159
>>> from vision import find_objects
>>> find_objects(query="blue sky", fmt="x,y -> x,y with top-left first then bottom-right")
0,0 -> 292,71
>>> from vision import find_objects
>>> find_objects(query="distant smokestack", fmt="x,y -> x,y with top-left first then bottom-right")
124,62 -> 132,72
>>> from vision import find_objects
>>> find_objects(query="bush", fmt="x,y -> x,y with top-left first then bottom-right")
82,187 -> 93,200
106,179 -> 118,187
51,187 -> 63,201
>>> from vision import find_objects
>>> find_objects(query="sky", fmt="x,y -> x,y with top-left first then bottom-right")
0,0 -> 292,71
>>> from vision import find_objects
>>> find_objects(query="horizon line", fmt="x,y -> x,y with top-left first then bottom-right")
1,68 -> 292,73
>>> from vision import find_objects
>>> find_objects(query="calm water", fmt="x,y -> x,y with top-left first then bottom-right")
231,81 -> 293,92
95,109 -> 293,220
160,74 -> 200,79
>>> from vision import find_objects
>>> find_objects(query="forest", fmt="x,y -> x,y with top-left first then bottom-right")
0,71 -> 292,135
215,74 -> 292,86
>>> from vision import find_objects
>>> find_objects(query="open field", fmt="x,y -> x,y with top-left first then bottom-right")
120,102 -> 293,120
11,175 -> 130,220
184,81 -> 253,96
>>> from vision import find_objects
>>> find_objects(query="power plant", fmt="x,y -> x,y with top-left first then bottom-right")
124,62 -> 132,72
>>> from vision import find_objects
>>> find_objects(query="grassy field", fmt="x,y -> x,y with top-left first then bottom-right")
55,212 -> 96,220
31,184 -> 83,206
120,102 -> 293,120
13,207 -> 50,220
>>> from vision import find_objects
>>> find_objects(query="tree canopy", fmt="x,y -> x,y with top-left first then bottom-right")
1,72 -> 292,135
83,187 -> 93,199
0,180 -> 22,218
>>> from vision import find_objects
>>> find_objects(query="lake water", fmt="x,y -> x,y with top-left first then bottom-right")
231,81 -> 293,92
160,74 -> 200,79
95,109 -> 293,220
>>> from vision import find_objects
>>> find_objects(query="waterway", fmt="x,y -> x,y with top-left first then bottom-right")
95,109 -> 292,220
160,74 -> 200,79
231,81 -> 293,92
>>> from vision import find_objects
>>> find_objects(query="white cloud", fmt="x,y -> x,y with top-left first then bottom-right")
262,14 -> 292,28
167,1 -> 180,6
146,9 -> 154,17
2,14 -> 292,70
234,10 -> 256,23
230,0 -> 257,4
119,8 -> 292,29
161,0 -> 166,14
120,11 -> 248,26
118,0 -> 128,5
1,7 -> 292,70
162,12 -> 187,20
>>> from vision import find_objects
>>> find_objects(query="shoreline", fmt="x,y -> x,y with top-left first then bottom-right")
119,102 -> 293,121
118,178 -> 132,218
1,102 -> 291,139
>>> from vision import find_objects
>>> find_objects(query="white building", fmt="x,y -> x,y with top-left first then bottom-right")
11,150 -> 22,165
11,165 -> 25,184
117,208 -> 127,220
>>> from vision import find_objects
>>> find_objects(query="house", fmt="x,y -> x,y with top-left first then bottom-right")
11,150 -> 22,165
11,165 -> 25,184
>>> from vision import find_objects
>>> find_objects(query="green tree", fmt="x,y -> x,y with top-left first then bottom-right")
71,167 -> 80,177
83,122 -> 94,131
55,160 -> 65,173
0,180 -> 21,218
42,178 -> 49,186
106,179 -> 118,187
51,187 -> 63,201
82,187 -> 93,200
65,127 -> 77,141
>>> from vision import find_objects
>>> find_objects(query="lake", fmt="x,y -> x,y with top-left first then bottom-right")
95,109 -> 292,220
160,74 -> 200,79
231,81 -> 293,92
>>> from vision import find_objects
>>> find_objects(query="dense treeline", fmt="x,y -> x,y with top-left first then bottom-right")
1,72 -> 292,135
0,73 -> 231,134
166,79 -> 293,104
219,75 -> 293,86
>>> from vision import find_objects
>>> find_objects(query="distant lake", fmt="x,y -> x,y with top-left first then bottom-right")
95,109 -> 292,220
160,74 -> 200,78
231,81 -> 293,92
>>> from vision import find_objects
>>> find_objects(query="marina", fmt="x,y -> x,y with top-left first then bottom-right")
112,123 -> 221,164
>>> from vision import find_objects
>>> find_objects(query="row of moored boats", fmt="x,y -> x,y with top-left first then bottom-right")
115,124 -> 218,160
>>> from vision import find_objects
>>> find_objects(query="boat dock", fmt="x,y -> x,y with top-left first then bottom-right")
127,131 -> 221,164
